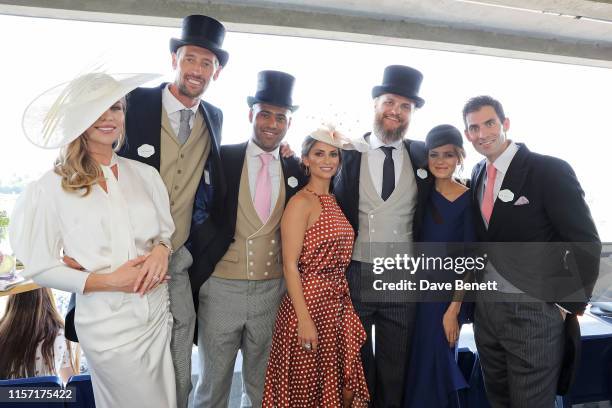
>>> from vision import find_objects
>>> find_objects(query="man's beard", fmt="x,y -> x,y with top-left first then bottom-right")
373,115 -> 408,144
177,79 -> 205,99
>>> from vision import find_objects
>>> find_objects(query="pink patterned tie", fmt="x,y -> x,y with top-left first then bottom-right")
481,162 -> 497,224
254,153 -> 273,222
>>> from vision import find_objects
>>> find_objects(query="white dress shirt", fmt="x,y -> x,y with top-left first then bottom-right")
162,84 -> 199,136
246,140 -> 281,209
366,133 -> 404,197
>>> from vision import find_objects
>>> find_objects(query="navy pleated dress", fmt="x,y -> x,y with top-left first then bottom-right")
403,188 -> 475,408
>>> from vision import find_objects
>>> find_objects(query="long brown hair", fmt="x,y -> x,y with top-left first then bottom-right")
54,99 -> 126,196
0,288 -> 78,379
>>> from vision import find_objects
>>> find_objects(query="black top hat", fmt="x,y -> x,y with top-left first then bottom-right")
372,65 -> 425,108
425,124 -> 463,150
247,70 -> 299,112
170,15 -> 229,66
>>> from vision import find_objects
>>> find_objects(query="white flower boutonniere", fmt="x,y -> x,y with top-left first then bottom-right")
287,176 -> 298,188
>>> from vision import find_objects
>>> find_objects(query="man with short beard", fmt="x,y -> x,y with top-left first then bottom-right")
193,70 -> 306,407
118,15 -> 228,408
334,65 -> 432,408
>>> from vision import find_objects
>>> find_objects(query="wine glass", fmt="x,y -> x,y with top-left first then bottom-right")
0,212 -> 16,281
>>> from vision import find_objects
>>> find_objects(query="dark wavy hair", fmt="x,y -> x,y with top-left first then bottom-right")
0,288 -> 77,379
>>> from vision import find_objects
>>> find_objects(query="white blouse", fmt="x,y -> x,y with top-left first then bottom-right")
11,155 -> 175,351
34,330 -> 71,377
11,154 -> 175,294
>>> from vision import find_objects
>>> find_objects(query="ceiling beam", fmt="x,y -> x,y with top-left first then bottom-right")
1,0 -> 611,68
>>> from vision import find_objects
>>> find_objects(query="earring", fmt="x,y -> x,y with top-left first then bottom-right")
304,165 -> 310,176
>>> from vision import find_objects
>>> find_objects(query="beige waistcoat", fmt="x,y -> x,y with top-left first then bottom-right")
159,107 -> 211,250
213,159 -> 286,280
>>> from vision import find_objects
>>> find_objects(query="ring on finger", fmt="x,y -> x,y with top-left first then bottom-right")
303,343 -> 312,350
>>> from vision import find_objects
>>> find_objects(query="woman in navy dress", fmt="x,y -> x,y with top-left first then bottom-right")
404,125 -> 475,408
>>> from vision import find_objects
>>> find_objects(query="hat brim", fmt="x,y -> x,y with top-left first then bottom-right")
247,96 -> 299,112
170,38 -> 229,67
22,73 -> 161,149
372,86 -> 425,108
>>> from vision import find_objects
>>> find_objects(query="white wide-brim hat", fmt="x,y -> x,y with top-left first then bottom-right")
309,124 -> 369,152
22,72 -> 161,149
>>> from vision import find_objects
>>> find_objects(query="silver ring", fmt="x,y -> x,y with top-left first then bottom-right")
153,275 -> 160,281
303,343 -> 312,350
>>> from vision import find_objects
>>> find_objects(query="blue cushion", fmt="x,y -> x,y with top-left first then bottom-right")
65,374 -> 95,408
0,375 -> 64,407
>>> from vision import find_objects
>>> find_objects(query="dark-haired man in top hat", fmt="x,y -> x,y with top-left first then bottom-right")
193,70 -> 306,407
117,14 -> 228,408
334,65 -> 432,407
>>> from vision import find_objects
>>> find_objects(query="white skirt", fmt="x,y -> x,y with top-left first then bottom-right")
77,284 -> 176,408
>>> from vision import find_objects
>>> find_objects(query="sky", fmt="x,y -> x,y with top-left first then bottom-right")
0,14 -> 611,239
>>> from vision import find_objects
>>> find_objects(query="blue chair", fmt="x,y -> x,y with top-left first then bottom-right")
65,374 -> 95,408
0,375 -> 64,408
558,335 -> 612,407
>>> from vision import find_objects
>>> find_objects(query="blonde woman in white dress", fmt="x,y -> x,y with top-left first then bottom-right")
10,72 -> 177,408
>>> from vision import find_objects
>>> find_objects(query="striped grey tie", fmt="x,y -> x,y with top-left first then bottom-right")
177,109 -> 193,145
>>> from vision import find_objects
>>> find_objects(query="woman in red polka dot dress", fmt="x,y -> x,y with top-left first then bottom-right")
262,128 -> 370,408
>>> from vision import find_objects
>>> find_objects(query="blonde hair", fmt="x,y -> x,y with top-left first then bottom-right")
54,101 -> 126,196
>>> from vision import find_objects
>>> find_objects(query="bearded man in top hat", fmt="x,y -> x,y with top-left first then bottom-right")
115,14 -> 228,408
192,70 -> 306,407
334,65 -> 432,408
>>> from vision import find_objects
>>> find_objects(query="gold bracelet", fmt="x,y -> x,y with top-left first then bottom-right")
157,241 -> 173,256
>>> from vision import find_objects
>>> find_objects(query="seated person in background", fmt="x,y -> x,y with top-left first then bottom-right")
0,288 -> 78,383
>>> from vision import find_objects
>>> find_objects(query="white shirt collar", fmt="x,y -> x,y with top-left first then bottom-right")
162,84 -> 199,116
490,140 -> 519,174
247,139 -> 280,160
368,132 -> 404,151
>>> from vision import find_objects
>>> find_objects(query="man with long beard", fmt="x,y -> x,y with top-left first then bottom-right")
334,65 -> 432,407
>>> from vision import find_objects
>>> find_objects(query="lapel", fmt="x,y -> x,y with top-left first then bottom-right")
221,142 -> 248,236
279,154 -> 302,205
471,160 -> 487,239
487,144 -> 531,236
122,83 -> 165,170
199,101 -> 220,147
403,137 -> 432,239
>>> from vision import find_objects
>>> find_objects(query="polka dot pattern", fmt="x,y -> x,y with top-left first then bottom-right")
262,193 -> 369,407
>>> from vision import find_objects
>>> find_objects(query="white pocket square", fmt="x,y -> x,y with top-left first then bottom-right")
514,196 -> 530,206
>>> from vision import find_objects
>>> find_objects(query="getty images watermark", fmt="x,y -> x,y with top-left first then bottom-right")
371,253 -> 498,292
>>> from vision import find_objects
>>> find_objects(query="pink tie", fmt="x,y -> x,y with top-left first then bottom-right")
481,162 -> 497,224
254,153 -> 273,222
